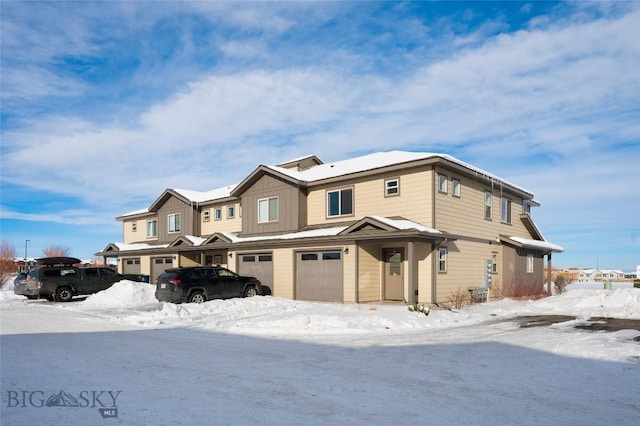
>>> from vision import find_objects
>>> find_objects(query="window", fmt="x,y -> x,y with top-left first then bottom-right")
214,207 -> 222,221
301,253 -> 318,261
168,213 -> 181,233
452,179 -> 461,197
492,252 -> 498,274
527,255 -> 534,274
131,222 -> 137,232
227,205 -> 235,219
522,200 -> 531,214
385,178 -> 399,196
147,220 -> 157,237
501,197 -> 512,223
485,191 -> 492,220
327,188 -> 353,217
258,197 -> 278,223
438,174 -> 448,194
438,247 -> 447,273
322,252 -> 341,260
203,210 -> 210,222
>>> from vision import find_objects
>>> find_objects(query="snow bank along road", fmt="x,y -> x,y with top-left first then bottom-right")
1,281 -> 639,426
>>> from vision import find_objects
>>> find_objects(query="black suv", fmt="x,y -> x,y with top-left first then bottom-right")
23,257 -> 125,302
155,266 -> 262,303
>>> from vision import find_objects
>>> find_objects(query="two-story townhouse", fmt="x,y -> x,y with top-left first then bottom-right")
96,151 -> 563,304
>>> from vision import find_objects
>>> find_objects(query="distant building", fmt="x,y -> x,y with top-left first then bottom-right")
578,268 -> 627,282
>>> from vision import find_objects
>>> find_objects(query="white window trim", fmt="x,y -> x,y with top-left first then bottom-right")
438,247 -> 448,273
203,210 -> 210,222
438,174 -> 448,194
501,197 -> 512,224
258,197 -> 278,223
214,207 -> 222,221
131,222 -> 137,232
485,191 -> 492,220
227,205 -> 235,219
146,219 -> 157,238
168,213 -> 181,233
452,178 -> 461,198
527,255 -> 534,274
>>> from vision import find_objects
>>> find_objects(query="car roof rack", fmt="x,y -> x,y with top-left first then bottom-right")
35,257 -> 82,267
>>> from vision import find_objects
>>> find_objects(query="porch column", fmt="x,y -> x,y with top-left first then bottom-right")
407,241 -> 417,304
546,253 -> 552,294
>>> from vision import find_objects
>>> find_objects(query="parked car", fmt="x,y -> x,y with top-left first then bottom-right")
13,272 -> 30,298
155,266 -> 262,303
24,257 -> 125,302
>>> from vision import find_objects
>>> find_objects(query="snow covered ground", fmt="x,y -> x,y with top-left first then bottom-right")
1,279 -> 638,425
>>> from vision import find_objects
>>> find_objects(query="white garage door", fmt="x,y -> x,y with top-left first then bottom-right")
123,258 -> 141,275
151,257 -> 174,284
296,251 -> 343,302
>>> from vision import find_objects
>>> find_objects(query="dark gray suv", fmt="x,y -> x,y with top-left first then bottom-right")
155,266 -> 262,303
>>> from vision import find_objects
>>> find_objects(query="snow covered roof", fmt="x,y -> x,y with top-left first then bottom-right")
219,227 -> 348,243
113,242 -> 170,251
506,236 -> 564,253
368,215 -> 441,234
264,151 -> 533,196
173,184 -> 238,203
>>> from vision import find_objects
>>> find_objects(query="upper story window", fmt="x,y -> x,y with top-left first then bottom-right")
227,205 -> 235,219
452,178 -> 461,198
258,197 -> 278,223
214,207 -> 222,221
484,191 -> 492,220
203,210 -> 210,222
168,213 -> 181,233
501,197 -> 512,224
147,219 -> 157,238
438,174 -> 448,194
327,187 -> 353,217
131,222 -> 137,232
385,178 -> 399,196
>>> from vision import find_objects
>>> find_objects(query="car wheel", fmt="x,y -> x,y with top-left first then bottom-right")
55,287 -> 73,302
243,286 -> 258,298
189,291 -> 206,304
46,295 -> 55,302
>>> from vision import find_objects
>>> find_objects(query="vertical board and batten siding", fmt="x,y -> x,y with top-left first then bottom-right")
502,246 -> 545,295
241,174 -> 304,235
358,243 -> 382,302
156,196 -> 195,243
306,168 -> 433,227
200,202 -> 242,235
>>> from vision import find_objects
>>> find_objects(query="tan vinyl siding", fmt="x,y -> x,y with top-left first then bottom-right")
343,244 -> 357,303
358,243 -> 381,302
201,203 -> 242,235
307,168 -> 433,226
434,167 -> 532,240
272,248 -> 294,299
416,242 -> 434,304
434,239 -> 502,303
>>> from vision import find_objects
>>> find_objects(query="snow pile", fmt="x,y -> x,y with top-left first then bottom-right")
82,280 -> 158,309
531,288 -> 640,318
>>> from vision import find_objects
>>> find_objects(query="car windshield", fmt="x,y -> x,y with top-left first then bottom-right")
215,268 -> 238,278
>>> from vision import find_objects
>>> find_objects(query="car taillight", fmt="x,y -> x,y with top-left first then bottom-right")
169,279 -> 181,285
37,281 -> 43,288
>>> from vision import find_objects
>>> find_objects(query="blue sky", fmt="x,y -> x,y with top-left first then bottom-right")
1,1 -> 638,271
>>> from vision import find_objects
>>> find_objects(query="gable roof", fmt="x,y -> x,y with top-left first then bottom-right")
499,236 -> 564,253
232,151 -> 535,199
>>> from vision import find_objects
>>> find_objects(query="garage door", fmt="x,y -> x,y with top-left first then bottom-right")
123,258 -> 141,275
239,253 -> 273,294
151,257 -> 174,284
296,251 -> 343,302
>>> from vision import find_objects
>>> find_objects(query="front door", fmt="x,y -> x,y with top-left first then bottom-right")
383,248 -> 404,301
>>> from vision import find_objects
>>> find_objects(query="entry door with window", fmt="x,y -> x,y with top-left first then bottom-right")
383,248 -> 404,301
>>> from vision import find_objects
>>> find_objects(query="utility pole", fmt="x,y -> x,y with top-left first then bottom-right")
24,239 -> 30,272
